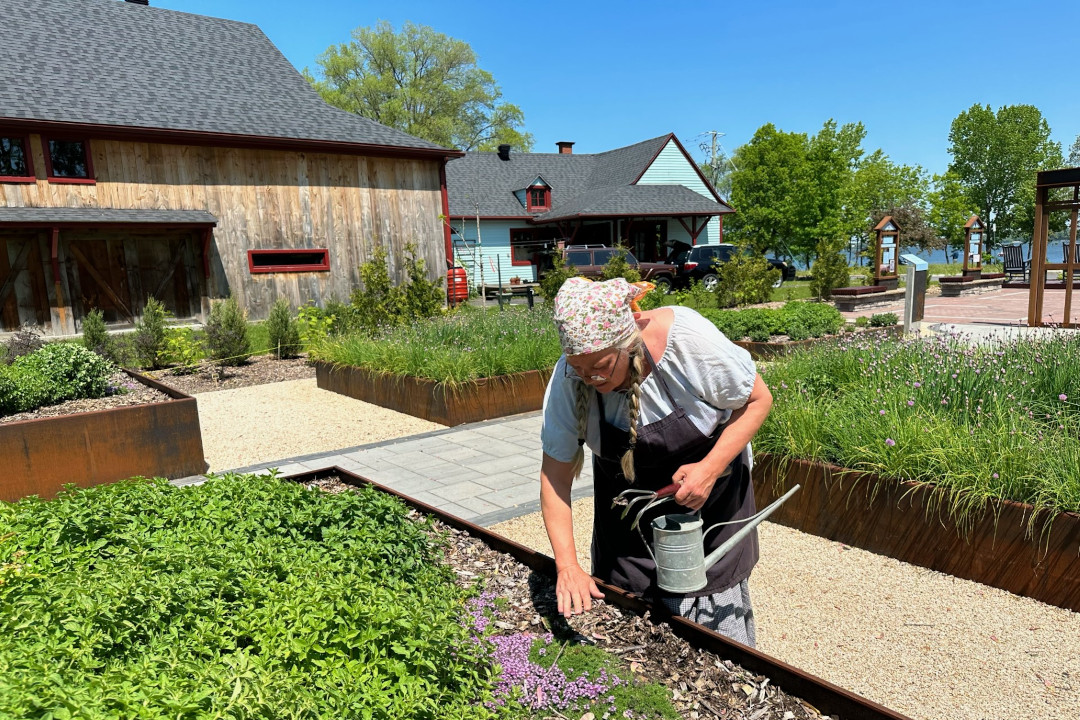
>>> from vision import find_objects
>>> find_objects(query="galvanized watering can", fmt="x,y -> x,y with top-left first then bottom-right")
643,484 -> 801,593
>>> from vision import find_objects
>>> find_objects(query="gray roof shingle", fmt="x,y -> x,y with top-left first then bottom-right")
446,134 -> 733,219
0,0 -> 450,154
0,207 -> 217,225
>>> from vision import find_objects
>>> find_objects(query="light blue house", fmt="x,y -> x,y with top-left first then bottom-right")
444,134 -> 735,285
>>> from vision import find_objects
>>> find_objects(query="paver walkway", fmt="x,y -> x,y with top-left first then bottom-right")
175,411 -> 588,527
838,286 -> 1080,326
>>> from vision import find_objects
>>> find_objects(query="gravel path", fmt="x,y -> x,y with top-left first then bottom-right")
195,378 -> 443,471
491,499 -> 1080,720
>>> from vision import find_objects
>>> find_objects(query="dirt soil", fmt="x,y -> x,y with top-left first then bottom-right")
142,354 -> 315,395
305,476 -> 831,720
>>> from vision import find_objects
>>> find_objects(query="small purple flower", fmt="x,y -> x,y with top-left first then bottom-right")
907,400 -> 915,407
1060,394 -> 1068,401
913,382 -> 922,388
885,438 -> 895,447
992,473 -> 999,479
879,409 -> 886,415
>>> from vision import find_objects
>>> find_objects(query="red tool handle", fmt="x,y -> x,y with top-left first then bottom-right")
654,482 -> 681,499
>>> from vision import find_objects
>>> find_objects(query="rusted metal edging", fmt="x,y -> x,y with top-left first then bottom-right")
283,466 -> 913,720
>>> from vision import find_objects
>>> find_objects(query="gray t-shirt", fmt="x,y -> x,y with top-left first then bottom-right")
541,306 -> 757,464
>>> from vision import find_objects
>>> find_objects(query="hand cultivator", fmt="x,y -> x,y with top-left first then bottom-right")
611,482 -> 681,530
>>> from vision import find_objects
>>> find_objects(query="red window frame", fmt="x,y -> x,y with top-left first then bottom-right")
526,186 -> 550,211
509,228 -> 536,266
248,248 -> 331,273
43,136 -> 96,184
0,134 -> 36,183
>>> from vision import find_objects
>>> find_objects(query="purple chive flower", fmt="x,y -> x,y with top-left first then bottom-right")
913,382 -> 922,388
885,438 -> 895,447
992,473 -> 999,479
879,409 -> 886,415
1060,394 -> 1068,401
907,400 -> 915,406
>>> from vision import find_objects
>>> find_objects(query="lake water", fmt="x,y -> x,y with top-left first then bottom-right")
841,241 -> 1071,268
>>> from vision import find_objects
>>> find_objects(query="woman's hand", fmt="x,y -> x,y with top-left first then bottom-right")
671,460 -> 725,511
556,565 -> 604,618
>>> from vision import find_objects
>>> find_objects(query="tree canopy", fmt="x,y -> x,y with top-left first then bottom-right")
946,104 -> 1063,246
1069,134 -> 1080,168
305,21 -> 533,152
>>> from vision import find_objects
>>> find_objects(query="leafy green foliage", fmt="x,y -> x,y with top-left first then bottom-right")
670,279 -> 717,311
0,474 -> 500,718
0,343 -> 113,414
809,236 -> 852,299
600,247 -> 641,283
306,21 -> 532,152
715,250 -> 779,307
160,327 -> 203,374
538,251 -> 577,303
313,305 -> 559,384
81,309 -> 109,358
698,302 -> 843,342
297,302 -> 336,350
204,297 -> 251,367
947,104 -> 1064,245
869,312 -> 898,327
351,244 -> 444,334
133,296 -> 169,369
266,299 -> 302,359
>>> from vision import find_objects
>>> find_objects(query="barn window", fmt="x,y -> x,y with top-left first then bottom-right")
527,186 -> 550,211
0,136 -> 34,182
45,138 -> 94,182
248,248 -> 331,273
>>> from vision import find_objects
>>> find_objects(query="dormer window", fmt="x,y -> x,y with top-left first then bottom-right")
527,185 -> 550,211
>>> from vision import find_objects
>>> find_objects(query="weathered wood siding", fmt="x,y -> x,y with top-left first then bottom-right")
0,134 -> 446,322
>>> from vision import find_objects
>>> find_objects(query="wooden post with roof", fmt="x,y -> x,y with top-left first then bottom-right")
962,215 -> 985,278
873,216 -> 900,290
1028,168 -> 1080,328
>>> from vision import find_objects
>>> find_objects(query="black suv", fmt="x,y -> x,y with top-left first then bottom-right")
561,245 -> 676,291
670,244 -> 795,291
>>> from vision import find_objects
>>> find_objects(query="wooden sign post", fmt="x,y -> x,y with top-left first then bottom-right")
873,216 -> 900,290
963,215 -> 985,278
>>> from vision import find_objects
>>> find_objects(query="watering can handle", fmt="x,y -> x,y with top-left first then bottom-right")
701,484 -> 802,543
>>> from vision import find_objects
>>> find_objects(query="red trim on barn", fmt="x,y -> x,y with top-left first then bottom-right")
439,164 -> 453,266
0,118 -> 463,160
0,132 -> 36,182
526,185 -> 550,212
42,136 -> 96,183
247,248 -> 330,274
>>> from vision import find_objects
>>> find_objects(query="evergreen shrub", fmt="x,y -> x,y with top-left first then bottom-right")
204,297 -> 251,366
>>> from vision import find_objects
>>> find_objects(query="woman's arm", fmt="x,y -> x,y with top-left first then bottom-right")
672,373 -> 773,510
541,452 -> 604,617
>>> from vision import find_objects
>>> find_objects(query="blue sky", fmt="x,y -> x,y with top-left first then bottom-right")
157,0 -> 1080,177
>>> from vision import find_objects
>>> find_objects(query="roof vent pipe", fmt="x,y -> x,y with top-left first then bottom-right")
556,141 -> 574,154
125,0 -> 150,5
497,144 -> 511,161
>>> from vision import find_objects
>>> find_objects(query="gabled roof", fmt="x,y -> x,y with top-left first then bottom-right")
0,0 -> 454,157
446,134 -> 733,218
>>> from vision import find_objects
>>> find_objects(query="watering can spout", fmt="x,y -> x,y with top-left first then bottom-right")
702,484 -> 801,572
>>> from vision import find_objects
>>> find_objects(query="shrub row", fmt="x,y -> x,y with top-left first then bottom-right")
698,302 -> 845,342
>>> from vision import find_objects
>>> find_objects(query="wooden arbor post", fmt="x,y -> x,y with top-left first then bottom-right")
873,216 -> 901,291
1028,168 -> 1080,328
962,215 -> 985,278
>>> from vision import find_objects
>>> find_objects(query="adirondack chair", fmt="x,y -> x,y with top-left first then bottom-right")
1002,243 -> 1029,281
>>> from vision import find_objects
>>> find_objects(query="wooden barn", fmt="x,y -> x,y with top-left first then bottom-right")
0,0 -> 460,335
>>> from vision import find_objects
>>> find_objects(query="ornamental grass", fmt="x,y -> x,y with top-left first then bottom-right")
758,330 -> 1080,522
311,306 -> 562,385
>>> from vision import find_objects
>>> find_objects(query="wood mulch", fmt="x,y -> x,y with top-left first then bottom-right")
304,476 -> 830,720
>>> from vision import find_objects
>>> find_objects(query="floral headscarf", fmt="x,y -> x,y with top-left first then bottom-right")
553,277 -> 653,356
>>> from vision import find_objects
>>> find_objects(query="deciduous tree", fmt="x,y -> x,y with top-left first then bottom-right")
947,104 -> 1063,245
306,21 -> 533,151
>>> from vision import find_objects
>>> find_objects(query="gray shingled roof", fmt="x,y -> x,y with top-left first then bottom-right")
0,0 -> 449,154
446,134 -> 732,219
0,208 -> 217,225
533,185 -> 732,223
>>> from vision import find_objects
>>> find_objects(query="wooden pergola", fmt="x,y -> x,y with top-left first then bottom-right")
1028,168 -> 1080,328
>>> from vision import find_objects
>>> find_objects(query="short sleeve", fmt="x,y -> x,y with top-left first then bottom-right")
540,357 -> 582,463
668,307 -> 757,411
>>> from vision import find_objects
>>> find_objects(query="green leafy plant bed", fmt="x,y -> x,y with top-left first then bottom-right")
755,329 -> 1080,610
753,453 -> 1080,612
312,307 -> 561,425
0,369 -> 206,502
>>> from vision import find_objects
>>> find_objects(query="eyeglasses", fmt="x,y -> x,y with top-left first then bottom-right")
564,349 -> 624,383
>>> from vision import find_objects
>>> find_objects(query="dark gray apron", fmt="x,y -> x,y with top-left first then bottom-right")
591,346 -> 758,599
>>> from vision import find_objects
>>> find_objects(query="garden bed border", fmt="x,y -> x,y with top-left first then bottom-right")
753,453 -> 1080,612
314,361 -> 551,426
830,288 -> 906,313
733,325 -> 904,360
282,465 -> 913,720
1,369 -> 207,503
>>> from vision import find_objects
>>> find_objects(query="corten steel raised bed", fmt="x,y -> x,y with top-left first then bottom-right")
733,326 -> 904,360
1,370 -> 207,503
282,465 -> 913,720
314,361 -> 551,426
753,453 -> 1080,612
